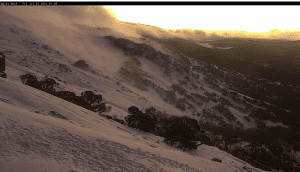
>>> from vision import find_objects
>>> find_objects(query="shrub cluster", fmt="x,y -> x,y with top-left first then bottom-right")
124,106 -> 209,150
125,106 -> 158,133
219,96 -> 233,107
192,73 -> 200,79
20,74 -> 109,114
249,108 -> 277,122
73,60 -> 89,71
191,92 -> 209,102
163,90 -> 176,104
185,76 -> 191,82
175,98 -> 186,111
170,83 -> 187,95
204,91 -> 219,102
53,91 -> 107,113
178,80 -> 187,85
119,53 -> 149,90
20,74 -> 58,94
244,115 -> 251,122
213,102 -> 227,112
200,108 -> 223,122
106,36 -> 173,74
223,108 -> 237,122
213,103 -> 237,122
112,115 -> 126,125
236,120 -> 244,129
191,83 -> 198,90
59,64 -> 72,73
221,88 -> 228,96
211,158 -> 222,163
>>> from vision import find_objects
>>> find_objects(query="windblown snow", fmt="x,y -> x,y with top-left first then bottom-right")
0,6 -> 264,172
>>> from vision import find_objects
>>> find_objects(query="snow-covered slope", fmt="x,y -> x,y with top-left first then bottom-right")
0,6 -> 265,172
0,75 -> 263,172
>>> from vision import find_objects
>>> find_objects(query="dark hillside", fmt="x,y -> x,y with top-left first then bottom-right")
158,38 -> 300,86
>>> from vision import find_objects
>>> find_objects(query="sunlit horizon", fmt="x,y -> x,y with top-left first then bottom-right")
104,6 -> 300,40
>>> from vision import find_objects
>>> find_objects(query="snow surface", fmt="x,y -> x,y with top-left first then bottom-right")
0,77 -> 264,172
0,6 -> 265,172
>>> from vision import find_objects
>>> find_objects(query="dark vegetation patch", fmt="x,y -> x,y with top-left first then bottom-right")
0,97 -> 12,104
118,53 -> 149,90
213,103 -> 237,122
59,64 -> 72,73
198,116 -> 300,172
191,92 -> 209,103
73,60 -> 89,71
159,38 -> 300,86
19,73 -> 110,114
124,106 -> 211,150
211,158 -> 222,163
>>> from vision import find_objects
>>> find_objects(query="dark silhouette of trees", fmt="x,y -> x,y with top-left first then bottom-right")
20,74 -> 107,114
54,91 -> 78,103
73,60 -> 89,71
40,78 -> 57,94
20,74 -> 41,89
124,106 -> 207,150
125,106 -> 156,132
175,98 -> 186,111
0,51 -> 6,78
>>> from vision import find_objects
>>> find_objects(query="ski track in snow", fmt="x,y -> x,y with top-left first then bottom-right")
0,115 -> 201,172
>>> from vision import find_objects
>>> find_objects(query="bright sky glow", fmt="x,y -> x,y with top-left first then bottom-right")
105,6 -> 300,34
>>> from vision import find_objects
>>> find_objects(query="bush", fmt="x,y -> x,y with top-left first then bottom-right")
125,106 -> 156,132
59,64 -> 72,73
112,115 -> 126,125
164,90 -> 176,104
123,106 -> 208,150
211,158 -> 222,163
255,119 -> 266,128
213,103 -> 227,112
54,91 -> 78,104
20,74 -> 59,94
191,83 -> 198,90
163,115 -> 202,150
219,96 -> 232,107
185,76 -> 191,82
171,84 -> 187,95
221,88 -> 228,96
40,78 -> 57,94
244,115 -> 251,122
175,98 -> 186,111
81,91 -> 102,105
119,67 -> 134,82
103,114 -> 112,119
20,74 -> 41,89
73,60 -> 89,70
191,92 -> 209,102
124,53 -> 141,66
20,74 -> 108,114
178,80 -> 187,85
223,108 -> 237,122
249,108 -> 269,121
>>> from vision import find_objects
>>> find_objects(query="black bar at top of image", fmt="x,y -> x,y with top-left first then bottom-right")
1,2 -> 299,6
46,1 -> 300,5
